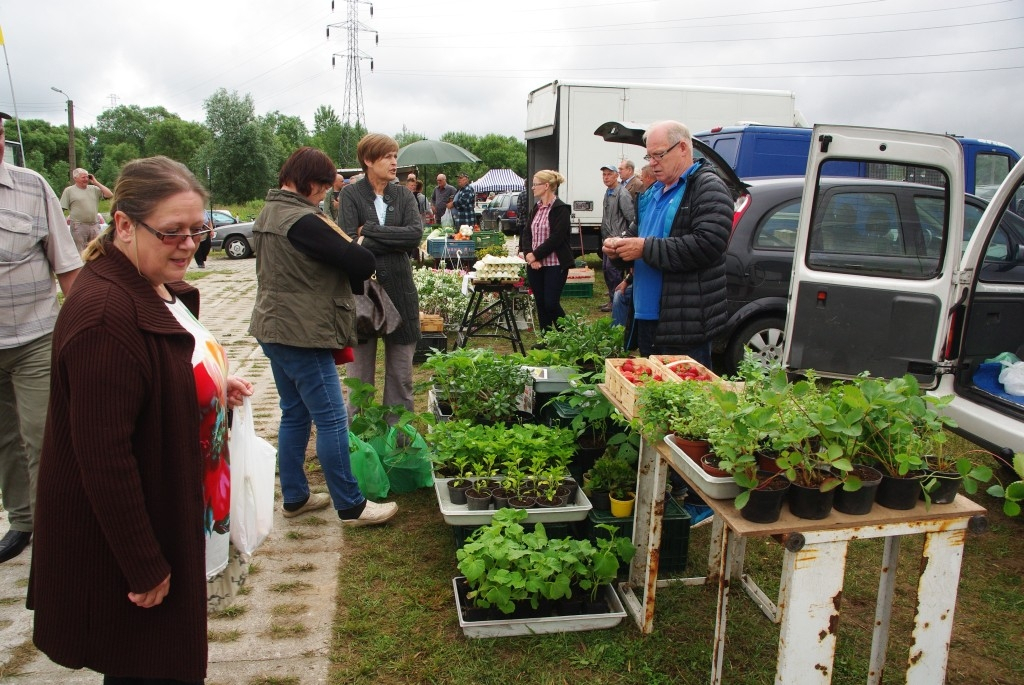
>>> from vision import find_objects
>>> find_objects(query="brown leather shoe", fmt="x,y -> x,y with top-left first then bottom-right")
599,302 -> 612,312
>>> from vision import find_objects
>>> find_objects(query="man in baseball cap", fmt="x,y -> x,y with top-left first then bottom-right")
452,172 -> 475,227
599,162 -> 635,311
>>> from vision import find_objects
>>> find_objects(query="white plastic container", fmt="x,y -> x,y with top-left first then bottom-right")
453,577 -> 626,638
663,435 -> 740,500
434,478 -> 592,525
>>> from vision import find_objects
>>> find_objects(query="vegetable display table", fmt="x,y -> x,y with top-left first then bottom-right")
454,282 -> 526,355
599,386 -> 988,685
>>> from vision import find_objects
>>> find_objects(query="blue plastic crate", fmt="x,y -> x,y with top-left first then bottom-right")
427,238 -> 476,259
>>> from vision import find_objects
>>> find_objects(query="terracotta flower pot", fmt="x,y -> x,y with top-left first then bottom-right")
671,435 -> 710,464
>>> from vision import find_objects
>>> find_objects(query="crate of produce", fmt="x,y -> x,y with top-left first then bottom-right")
566,266 -> 596,283
563,282 -> 594,298
582,496 -> 691,576
419,312 -> 445,333
427,237 -> 476,259
414,333 -> 447,364
604,357 -> 679,419
648,355 -> 720,383
472,231 -> 505,249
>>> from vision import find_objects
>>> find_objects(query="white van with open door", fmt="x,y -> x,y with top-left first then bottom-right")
785,125 -> 1024,471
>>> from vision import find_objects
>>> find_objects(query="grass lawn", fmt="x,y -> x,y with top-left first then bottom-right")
321,264 -> 1024,684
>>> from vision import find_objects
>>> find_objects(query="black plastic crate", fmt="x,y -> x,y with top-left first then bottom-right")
414,333 -> 448,363
582,497 -> 690,576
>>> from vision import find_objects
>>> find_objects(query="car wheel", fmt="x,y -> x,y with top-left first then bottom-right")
223,235 -> 253,259
726,316 -> 786,374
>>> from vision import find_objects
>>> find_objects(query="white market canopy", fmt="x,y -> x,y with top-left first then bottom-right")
472,169 -> 525,193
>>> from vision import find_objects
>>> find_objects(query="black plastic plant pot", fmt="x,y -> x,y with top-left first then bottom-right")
920,471 -> 962,505
875,473 -> 924,510
833,465 -> 882,516
740,478 -> 790,524
787,481 -> 835,520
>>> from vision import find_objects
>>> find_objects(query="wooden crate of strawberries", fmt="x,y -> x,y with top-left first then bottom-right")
647,355 -> 720,383
604,357 -> 679,419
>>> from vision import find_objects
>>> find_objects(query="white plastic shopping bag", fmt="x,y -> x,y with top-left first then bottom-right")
441,208 -> 454,228
999,361 -> 1024,396
229,396 -> 277,558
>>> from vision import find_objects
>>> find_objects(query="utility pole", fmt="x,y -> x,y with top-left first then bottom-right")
50,86 -> 75,177
327,0 -> 376,166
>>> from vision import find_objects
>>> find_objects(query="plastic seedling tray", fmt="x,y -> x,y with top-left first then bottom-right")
663,435 -> 740,500
453,577 -> 626,638
434,477 -> 592,525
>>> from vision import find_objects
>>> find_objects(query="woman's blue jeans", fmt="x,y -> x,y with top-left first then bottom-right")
258,342 -> 364,511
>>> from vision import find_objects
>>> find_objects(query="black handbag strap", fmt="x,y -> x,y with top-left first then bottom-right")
317,212 -> 379,281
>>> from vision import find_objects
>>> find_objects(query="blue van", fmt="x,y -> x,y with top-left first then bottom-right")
694,125 -> 1020,198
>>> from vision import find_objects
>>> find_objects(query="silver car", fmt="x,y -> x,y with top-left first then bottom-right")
211,221 -> 255,259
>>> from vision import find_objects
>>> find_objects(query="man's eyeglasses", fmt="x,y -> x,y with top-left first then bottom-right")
643,140 -> 681,162
136,219 -> 212,245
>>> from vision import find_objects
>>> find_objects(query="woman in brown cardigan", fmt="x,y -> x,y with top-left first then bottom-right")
28,157 -> 252,684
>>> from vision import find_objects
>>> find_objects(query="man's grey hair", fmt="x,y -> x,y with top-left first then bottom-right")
73,167 -> 89,179
643,120 -> 692,147
620,160 -> 635,173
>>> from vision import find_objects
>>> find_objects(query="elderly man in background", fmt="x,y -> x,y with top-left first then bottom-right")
0,111 -> 82,563
603,120 -> 732,368
640,164 -> 657,191
431,174 -> 456,225
324,173 -> 345,221
599,162 -> 635,312
618,159 -> 644,205
59,167 -> 113,252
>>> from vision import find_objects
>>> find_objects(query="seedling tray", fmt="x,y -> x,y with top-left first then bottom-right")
453,577 -> 626,638
434,478 -> 592,525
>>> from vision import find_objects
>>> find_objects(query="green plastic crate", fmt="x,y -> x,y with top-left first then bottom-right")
563,282 -> 594,298
473,231 -> 505,249
583,497 -> 690,576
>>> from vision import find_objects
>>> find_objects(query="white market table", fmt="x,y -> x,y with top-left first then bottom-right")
601,387 -> 989,685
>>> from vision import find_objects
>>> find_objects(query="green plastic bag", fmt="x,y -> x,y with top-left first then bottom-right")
368,424 -> 435,494
349,433 -> 390,499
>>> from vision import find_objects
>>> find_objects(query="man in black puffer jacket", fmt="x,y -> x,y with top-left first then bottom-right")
603,120 -> 732,370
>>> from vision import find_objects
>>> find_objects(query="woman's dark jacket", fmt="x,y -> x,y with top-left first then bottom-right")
29,247 -> 209,681
338,177 -> 423,345
625,166 -> 732,348
521,197 -> 574,268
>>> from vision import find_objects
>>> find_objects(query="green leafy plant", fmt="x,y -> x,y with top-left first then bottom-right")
634,379 -> 721,443
585,453 -> 636,500
524,314 -> 625,369
344,377 -> 434,442
421,347 -> 532,424
987,452 -> 1024,517
455,508 -> 635,612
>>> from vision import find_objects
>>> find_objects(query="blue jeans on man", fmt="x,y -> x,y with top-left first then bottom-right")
259,342 -> 364,512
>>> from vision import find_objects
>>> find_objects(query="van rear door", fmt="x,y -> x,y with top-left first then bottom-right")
784,125 -> 965,384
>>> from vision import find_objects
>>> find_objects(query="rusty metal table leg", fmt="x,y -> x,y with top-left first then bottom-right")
710,521 -> 738,685
905,528 -> 968,685
775,537 -> 850,684
622,436 -> 668,634
868,535 -> 900,685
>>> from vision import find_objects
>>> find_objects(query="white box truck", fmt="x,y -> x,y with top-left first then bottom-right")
525,80 -> 806,253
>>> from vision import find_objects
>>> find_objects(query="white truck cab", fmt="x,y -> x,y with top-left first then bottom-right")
785,125 -> 1024,469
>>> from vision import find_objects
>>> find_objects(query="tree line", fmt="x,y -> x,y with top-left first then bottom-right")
15,88 -> 527,205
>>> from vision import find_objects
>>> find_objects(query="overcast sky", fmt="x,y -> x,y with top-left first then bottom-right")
1,0 -> 1022,152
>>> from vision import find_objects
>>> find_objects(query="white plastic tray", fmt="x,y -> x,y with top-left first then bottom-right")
453,577 -> 625,638
434,478 -> 592,525
663,435 -> 740,500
